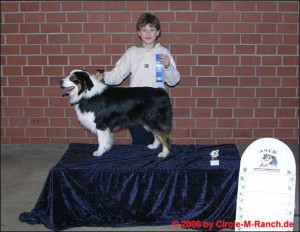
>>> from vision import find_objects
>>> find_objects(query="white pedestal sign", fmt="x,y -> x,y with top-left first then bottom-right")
235,138 -> 296,231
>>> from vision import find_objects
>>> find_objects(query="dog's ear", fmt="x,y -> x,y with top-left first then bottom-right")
82,71 -> 94,91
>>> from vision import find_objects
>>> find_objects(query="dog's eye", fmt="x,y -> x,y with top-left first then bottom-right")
70,75 -> 77,82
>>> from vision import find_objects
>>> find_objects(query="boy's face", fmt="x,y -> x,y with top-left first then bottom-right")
138,24 -> 160,45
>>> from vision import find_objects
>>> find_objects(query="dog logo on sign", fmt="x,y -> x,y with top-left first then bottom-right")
256,148 -> 280,170
260,154 -> 278,168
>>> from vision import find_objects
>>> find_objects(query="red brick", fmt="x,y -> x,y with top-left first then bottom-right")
281,77 -> 299,87
197,98 -> 217,108
41,1 -> 61,11
277,67 -> 297,76
239,98 -> 259,107
30,118 -> 49,127
214,45 -> 234,54
236,45 -> 255,54
213,23 -> 234,33
191,23 -> 212,33
213,2 -> 234,11
235,23 -> 255,33
46,13 -> 66,23
198,56 -> 218,65
198,34 -> 218,44
219,77 -> 238,86
213,87 -> 234,96
175,118 -> 195,128
126,1 -> 147,11
235,88 -> 255,97
274,129 -> 295,138
241,13 -> 261,22
234,108 -> 254,117
279,2 -> 299,11
192,129 -> 212,138
148,1 -> 169,11
259,119 -> 278,128
238,119 -> 257,128
1,2 -> 19,12
62,23 -> 82,33
263,13 -> 283,23
233,129 -> 252,138
175,98 -> 196,108
192,87 -> 212,97
62,1 -> 82,11
46,128 -> 65,137
256,88 -> 276,97
263,35 -> 282,44
197,119 -> 216,128
170,23 -> 191,33
172,128 -> 191,138
235,67 -> 255,76
176,12 -> 196,22
241,34 -> 261,44
6,128 -> 25,137
217,119 -> 237,128
192,1 -> 212,11
213,109 -> 232,118
20,2 -> 40,11
257,2 -> 277,11
261,77 -> 280,87
260,98 -> 280,107
219,12 -> 240,22
192,108 -> 211,117
218,98 -> 238,107
284,35 -> 299,44
212,129 -> 232,138
214,66 -> 234,76
48,34 -> 68,44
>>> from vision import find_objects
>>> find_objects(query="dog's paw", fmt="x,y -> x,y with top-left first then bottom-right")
93,146 -> 111,156
157,151 -> 169,158
147,143 -> 159,150
93,150 -> 104,156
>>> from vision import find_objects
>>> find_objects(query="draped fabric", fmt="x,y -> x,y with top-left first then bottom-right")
19,143 -> 240,231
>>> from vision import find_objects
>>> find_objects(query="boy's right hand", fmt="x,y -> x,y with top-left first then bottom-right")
95,69 -> 104,80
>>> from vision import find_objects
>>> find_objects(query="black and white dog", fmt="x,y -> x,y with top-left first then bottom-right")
59,69 -> 172,158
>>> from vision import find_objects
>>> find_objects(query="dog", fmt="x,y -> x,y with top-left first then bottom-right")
59,69 -> 172,158
260,154 -> 278,168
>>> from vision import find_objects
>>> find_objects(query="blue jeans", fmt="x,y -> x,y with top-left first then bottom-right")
129,126 -> 155,145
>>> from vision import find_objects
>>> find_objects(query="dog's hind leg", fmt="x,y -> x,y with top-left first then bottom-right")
93,128 -> 114,156
148,131 -> 170,158
147,135 -> 161,149
157,133 -> 170,158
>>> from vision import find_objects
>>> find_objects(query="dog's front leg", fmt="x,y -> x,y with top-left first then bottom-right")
93,128 -> 114,156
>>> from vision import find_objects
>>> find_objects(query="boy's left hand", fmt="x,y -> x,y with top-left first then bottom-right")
160,54 -> 170,69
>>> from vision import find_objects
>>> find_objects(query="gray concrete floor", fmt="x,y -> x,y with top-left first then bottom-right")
1,143 -> 299,231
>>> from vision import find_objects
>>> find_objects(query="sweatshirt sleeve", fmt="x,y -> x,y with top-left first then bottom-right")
163,52 -> 180,87
103,52 -> 131,86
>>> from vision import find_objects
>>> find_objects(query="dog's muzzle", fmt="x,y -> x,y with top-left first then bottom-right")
59,80 -> 74,97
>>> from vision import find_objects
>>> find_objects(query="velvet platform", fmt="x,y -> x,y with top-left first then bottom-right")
19,143 -> 240,231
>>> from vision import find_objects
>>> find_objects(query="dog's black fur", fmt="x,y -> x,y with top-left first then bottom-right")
60,69 -> 172,157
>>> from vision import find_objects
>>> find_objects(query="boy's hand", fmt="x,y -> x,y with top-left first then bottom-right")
160,54 -> 170,69
95,69 -> 104,80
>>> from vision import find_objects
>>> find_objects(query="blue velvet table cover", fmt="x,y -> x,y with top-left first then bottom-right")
19,143 -> 240,231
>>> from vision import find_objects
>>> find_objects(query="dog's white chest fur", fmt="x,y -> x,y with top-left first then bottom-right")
75,105 -> 97,134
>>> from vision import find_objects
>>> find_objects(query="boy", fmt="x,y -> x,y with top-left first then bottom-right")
97,12 -> 180,145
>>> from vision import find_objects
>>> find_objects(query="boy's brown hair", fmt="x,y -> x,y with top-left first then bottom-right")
136,13 -> 161,33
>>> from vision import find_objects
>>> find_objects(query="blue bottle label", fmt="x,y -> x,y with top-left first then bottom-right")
156,54 -> 163,82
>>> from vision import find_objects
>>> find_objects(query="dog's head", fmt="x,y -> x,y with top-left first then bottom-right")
260,154 -> 278,167
59,69 -> 94,103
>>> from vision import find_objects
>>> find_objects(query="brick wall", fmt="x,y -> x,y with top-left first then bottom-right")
1,1 -> 299,145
